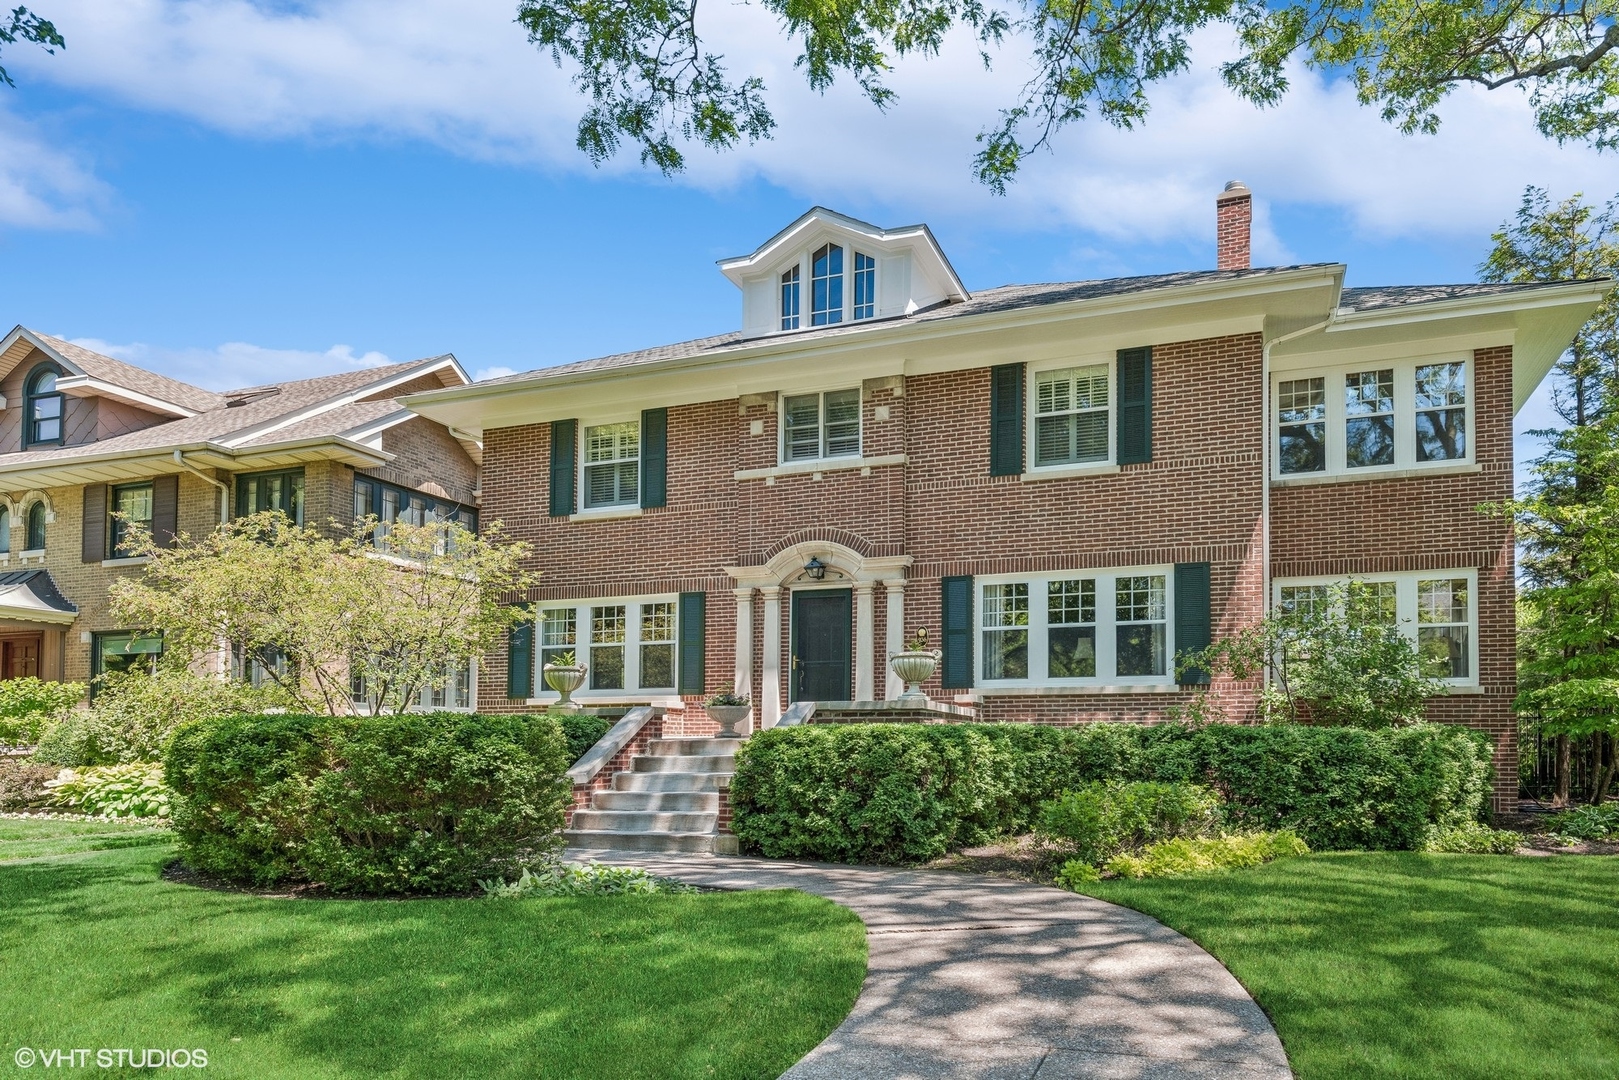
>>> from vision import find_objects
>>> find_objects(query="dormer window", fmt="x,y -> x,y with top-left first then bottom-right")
24,363 -> 64,447
781,266 -> 801,330
812,244 -> 844,326
853,253 -> 876,320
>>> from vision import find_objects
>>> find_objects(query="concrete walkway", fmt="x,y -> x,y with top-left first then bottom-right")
571,850 -> 1292,1080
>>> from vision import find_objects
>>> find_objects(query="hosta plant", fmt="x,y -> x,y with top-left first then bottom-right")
46,762 -> 170,818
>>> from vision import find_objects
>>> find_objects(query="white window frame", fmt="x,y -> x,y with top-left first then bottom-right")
779,388 -> 863,464
578,416 -> 642,511
1272,353 -> 1474,480
1027,359 -> 1115,472
852,251 -> 877,320
1271,568 -> 1479,687
531,594 -> 681,701
350,658 -> 478,714
975,564 -> 1177,688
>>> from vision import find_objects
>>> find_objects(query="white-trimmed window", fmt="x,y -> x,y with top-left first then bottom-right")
1033,364 -> 1110,468
811,244 -> 844,326
781,266 -> 801,330
782,389 -> 861,462
853,252 -> 876,319
978,566 -> 1176,685
533,595 -> 679,697
349,659 -> 475,713
1275,356 -> 1471,478
583,422 -> 639,508
1272,570 -> 1477,684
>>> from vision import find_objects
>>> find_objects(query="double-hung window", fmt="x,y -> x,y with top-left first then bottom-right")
583,422 -> 639,508
1273,571 -> 1476,683
1276,357 -> 1470,478
978,567 -> 1174,685
1033,365 -> 1110,467
109,482 -> 153,559
24,364 -> 64,448
532,596 -> 679,696
782,389 -> 861,462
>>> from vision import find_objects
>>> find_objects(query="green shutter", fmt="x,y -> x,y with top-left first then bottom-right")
1174,562 -> 1212,686
1117,347 -> 1152,465
549,419 -> 577,518
641,407 -> 668,509
507,609 -> 534,700
678,592 -> 706,694
940,575 -> 974,689
989,364 -> 1024,476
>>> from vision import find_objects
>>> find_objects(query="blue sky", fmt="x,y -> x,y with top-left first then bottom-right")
0,1 -> 1611,466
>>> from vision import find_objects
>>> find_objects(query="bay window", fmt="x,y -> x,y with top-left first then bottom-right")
978,567 -> 1176,685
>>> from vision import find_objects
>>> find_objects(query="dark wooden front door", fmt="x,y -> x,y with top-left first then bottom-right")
791,589 -> 852,702
1,635 -> 41,680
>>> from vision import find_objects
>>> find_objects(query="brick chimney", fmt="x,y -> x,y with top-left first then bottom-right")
1216,181 -> 1251,271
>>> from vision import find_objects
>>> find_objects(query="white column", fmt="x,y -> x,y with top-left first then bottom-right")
733,588 -> 755,733
853,582 -> 875,702
760,586 -> 782,727
883,579 -> 906,700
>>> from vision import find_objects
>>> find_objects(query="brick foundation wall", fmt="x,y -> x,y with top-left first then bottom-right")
566,712 -> 664,824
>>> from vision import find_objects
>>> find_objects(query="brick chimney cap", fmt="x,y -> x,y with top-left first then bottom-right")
1217,180 -> 1251,201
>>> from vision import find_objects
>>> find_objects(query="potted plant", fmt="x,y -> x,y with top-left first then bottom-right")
704,690 -> 752,739
889,628 -> 940,705
542,650 -> 588,713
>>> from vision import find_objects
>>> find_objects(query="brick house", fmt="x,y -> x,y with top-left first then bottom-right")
0,328 -> 480,703
406,190 -> 1610,812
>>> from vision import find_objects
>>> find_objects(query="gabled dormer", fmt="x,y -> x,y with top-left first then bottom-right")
720,208 -> 970,340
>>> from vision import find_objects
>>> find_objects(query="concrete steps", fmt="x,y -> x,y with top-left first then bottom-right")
564,735 -> 737,854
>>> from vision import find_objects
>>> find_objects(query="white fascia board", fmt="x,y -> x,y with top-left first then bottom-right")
717,207 -> 969,300
338,408 -> 415,447
218,355 -> 464,448
0,326 -> 87,382
403,265 -> 1344,435
0,436 -> 391,489
54,375 -> 198,418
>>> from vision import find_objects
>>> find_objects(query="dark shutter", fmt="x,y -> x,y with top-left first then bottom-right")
989,364 -> 1025,476
81,485 -> 106,563
940,575 -> 974,689
548,419 -> 577,518
507,609 -> 534,700
151,475 -> 179,549
1174,562 -> 1212,686
641,407 -> 667,509
678,591 -> 706,695
1117,346 -> 1153,465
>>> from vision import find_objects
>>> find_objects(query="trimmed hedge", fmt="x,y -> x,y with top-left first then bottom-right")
558,713 -> 613,765
165,711 -> 570,893
729,721 -> 1494,863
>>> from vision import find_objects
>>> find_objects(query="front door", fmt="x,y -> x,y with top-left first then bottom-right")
0,635 -> 40,680
791,589 -> 852,702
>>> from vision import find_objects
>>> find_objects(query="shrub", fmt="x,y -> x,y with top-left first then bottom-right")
31,710 -> 118,767
1425,821 -> 1521,854
1546,802 -> 1619,841
165,711 -> 571,893
1102,830 -> 1310,880
88,668 -> 283,763
558,713 -> 613,764
731,721 -> 1494,862
478,861 -> 696,897
0,678 -> 83,748
1037,781 -> 1223,865
46,763 -> 170,818
0,760 -> 59,810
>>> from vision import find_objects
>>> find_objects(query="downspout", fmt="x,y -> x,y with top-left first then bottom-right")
173,449 -> 230,524
1261,318 -> 1334,617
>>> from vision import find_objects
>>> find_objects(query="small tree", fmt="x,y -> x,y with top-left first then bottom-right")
1183,583 -> 1445,728
109,512 -> 537,716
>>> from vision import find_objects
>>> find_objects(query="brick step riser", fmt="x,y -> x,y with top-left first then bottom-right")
612,771 -> 732,792
570,810 -> 718,833
592,791 -> 719,812
646,738 -> 743,757
632,755 -> 736,774
563,829 -> 716,854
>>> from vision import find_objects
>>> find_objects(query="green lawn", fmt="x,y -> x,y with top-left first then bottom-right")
0,824 -> 866,1080
0,817 -> 174,861
1084,852 -> 1619,1080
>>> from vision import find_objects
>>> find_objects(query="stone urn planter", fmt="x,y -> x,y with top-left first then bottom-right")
542,663 -> 588,713
889,650 -> 940,706
706,704 -> 751,739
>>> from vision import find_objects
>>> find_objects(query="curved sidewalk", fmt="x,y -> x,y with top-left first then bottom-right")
572,850 -> 1292,1080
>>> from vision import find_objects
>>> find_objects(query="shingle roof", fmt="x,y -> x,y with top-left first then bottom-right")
235,399 -> 407,446
34,333 -> 226,414
1336,283 -> 1580,312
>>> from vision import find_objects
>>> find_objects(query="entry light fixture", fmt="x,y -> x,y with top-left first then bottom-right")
804,557 -> 827,580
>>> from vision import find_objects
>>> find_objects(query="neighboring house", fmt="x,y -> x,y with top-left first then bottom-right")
0,328 -> 481,704
405,188 -> 1612,811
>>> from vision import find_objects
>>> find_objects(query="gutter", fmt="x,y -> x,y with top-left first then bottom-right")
173,449 -> 230,524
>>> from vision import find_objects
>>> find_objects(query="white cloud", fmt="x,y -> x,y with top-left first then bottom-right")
0,103 -> 110,229
69,336 -> 393,390
473,365 -> 517,382
8,1 -> 1617,248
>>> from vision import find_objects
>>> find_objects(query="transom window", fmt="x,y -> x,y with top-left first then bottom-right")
782,389 -> 861,462
812,244 -> 844,326
1273,571 -> 1476,683
1276,358 -> 1470,477
979,568 -> 1175,685
235,468 -> 305,525
853,253 -> 876,320
583,422 -> 639,508
110,482 -> 153,559
24,364 -> 64,447
781,266 -> 801,330
1034,365 -> 1110,467
533,596 -> 679,696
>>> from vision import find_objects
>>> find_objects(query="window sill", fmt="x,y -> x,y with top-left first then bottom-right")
958,683 -> 1181,698
1272,462 -> 1481,487
101,556 -> 152,568
1020,463 -> 1120,482
735,453 -> 906,481
568,507 -> 644,523
1441,684 -> 1484,695
16,549 -> 44,560
526,694 -> 686,709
